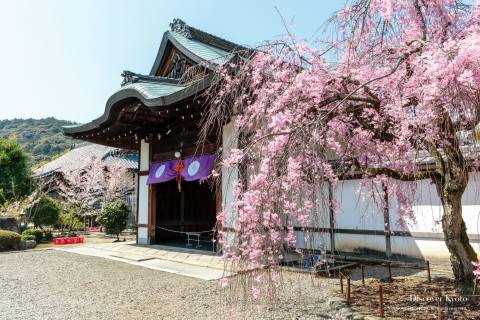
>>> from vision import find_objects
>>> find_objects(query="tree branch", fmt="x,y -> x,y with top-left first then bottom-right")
365,167 -> 438,181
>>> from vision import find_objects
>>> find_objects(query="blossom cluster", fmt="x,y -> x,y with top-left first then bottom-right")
208,0 -> 480,297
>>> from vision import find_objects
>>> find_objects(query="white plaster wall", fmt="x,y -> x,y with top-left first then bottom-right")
389,174 -> 480,235
294,184 -> 330,228
137,227 -> 148,245
327,174 -> 480,260
335,234 -> 386,253
140,140 -> 149,171
461,172 -> 480,235
294,230 -> 330,251
334,179 -> 385,230
137,140 -> 150,245
390,236 -> 447,260
313,184 -> 332,228
389,179 -> 443,233
221,121 -> 238,229
219,124 -> 480,260
138,175 -> 149,225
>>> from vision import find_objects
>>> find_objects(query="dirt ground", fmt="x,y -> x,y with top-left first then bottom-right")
349,277 -> 479,319
335,264 -> 480,319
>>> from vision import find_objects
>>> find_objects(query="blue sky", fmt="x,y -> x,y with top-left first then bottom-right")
0,1 -> 342,123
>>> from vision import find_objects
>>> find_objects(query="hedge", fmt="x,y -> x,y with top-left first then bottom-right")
21,229 -> 44,243
0,229 -> 21,251
21,234 -> 36,241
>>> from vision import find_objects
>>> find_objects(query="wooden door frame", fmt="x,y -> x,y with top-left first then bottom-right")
148,184 -> 156,244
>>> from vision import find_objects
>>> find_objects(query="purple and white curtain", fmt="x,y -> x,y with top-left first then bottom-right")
146,154 -> 215,185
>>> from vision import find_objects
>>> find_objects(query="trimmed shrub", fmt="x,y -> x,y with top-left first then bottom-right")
67,231 -> 77,237
22,229 -> 43,243
43,231 -> 53,242
18,225 -> 29,234
97,200 -> 129,241
58,205 -> 83,233
21,234 -> 36,241
0,229 -> 21,251
28,194 -> 60,228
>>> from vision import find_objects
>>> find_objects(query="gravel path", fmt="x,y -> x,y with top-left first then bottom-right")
0,250 -> 338,320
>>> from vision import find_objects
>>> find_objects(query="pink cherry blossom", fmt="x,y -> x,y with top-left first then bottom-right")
205,0 -> 480,298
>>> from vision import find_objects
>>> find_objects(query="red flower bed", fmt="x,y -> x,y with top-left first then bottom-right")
86,227 -> 102,232
53,237 -> 84,245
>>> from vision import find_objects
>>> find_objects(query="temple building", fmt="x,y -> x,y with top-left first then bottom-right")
65,19 -> 480,261
34,143 -> 138,225
64,19 -> 242,248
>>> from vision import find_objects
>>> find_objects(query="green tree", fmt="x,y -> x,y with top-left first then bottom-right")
28,194 -> 60,229
58,204 -> 83,234
0,136 -> 33,206
97,200 -> 129,241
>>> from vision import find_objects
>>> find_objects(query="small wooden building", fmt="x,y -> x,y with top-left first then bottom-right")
64,19 -> 242,248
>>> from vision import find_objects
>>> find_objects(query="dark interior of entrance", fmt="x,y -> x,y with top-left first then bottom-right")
155,179 -> 216,251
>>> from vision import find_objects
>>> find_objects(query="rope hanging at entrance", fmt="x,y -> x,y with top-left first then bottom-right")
155,226 -> 217,252
155,225 -> 215,235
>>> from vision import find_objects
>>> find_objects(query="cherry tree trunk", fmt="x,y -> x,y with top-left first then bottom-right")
437,176 -> 478,287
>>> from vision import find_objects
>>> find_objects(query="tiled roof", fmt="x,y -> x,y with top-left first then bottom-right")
33,143 -> 138,177
63,18 -> 240,138
169,30 -> 233,65
117,80 -> 186,100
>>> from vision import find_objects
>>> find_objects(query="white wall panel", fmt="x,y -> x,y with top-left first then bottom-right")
138,175 -> 148,225
140,140 -> 150,171
334,179 -> 385,230
137,227 -> 148,245
294,231 -> 330,251
335,233 -> 386,253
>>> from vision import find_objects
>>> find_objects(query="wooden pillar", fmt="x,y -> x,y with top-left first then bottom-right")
147,138 -> 155,244
328,182 -> 336,253
148,184 -> 156,244
382,183 -> 391,259
180,187 -> 185,232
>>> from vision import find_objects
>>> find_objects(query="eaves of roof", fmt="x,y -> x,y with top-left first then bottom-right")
63,74 -> 213,135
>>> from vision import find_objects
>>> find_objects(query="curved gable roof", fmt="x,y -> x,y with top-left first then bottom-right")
63,19 -> 241,139
149,19 -> 245,75
63,75 -> 213,135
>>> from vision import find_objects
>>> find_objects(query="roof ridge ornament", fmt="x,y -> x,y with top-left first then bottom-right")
121,70 -> 183,86
121,70 -> 138,86
169,18 -> 192,39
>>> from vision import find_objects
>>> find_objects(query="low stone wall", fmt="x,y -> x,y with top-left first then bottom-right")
0,217 -> 18,232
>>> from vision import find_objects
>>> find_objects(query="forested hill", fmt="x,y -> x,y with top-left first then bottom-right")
0,117 -> 77,165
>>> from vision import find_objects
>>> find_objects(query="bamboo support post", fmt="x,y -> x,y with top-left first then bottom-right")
346,277 -> 351,305
379,284 -> 384,318
437,291 -> 442,320
340,273 -> 344,294
361,264 -> 365,285
387,262 -> 392,282
426,260 -> 431,283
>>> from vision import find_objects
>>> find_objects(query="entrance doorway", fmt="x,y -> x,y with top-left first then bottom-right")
154,179 -> 216,251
